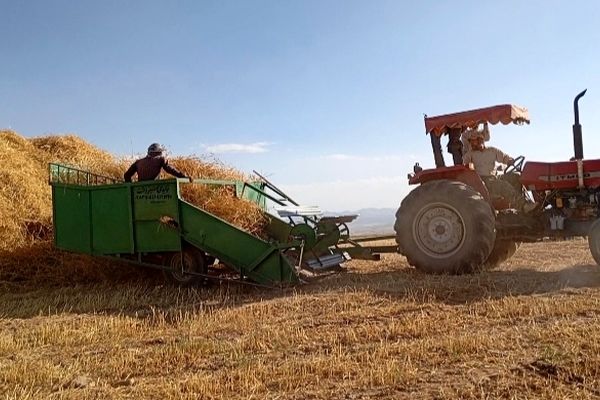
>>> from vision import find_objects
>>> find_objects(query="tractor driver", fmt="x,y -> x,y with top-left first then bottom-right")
124,143 -> 190,182
462,130 -> 536,213
461,122 -> 490,153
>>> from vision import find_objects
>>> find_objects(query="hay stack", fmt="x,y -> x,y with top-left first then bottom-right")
31,135 -> 127,179
169,155 -> 246,181
0,131 -> 53,249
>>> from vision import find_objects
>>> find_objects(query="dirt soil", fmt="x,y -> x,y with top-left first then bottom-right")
2,240 -> 600,399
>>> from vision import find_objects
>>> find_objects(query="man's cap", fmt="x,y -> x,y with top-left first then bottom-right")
147,143 -> 164,154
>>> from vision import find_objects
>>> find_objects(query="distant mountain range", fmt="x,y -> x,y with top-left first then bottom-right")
326,207 -> 396,236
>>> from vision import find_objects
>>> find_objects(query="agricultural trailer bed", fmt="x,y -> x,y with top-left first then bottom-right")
49,164 -> 299,286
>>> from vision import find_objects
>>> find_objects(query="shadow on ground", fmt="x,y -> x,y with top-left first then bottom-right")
311,263 -> 600,305
2,260 -> 599,319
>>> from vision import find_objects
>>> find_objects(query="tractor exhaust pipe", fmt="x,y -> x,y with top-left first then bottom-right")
573,89 -> 587,160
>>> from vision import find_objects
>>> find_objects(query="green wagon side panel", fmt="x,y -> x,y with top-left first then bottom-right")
131,181 -> 181,252
52,186 -> 92,254
240,182 -> 267,209
90,186 -> 134,254
134,221 -> 181,252
179,201 -> 298,285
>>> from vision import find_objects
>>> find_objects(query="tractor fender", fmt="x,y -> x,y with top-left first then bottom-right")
409,165 -> 491,202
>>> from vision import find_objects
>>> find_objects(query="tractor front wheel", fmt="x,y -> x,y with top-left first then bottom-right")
395,180 -> 496,274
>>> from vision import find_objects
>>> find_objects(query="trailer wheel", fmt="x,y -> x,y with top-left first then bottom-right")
165,248 -> 207,285
483,240 -> 519,270
588,219 -> 600,265
395,180 -> 496,274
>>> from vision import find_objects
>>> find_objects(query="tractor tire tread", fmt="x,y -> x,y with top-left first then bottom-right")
394,180 -> 495,274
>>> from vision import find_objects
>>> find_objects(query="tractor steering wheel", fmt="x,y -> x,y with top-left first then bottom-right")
505,155 -> 525,174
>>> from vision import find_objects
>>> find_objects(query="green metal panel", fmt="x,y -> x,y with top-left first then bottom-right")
265,214 -> 293,243
131,180 -> 181,252
134,220 -> 181,252
52,185 -> 92,254
241,182 -> 267,209
90,186 -> 134,254
179,201 -> 298,285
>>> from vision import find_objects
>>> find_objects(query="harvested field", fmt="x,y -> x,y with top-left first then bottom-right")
1,130 -> 599,398
2,239 -> 600,399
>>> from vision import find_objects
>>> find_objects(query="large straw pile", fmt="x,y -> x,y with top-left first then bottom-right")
0,131 -> 54,249
31,135 -> 127,178
0,130 -> 268,283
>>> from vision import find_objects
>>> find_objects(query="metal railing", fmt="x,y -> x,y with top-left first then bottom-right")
49,163 -> 122,186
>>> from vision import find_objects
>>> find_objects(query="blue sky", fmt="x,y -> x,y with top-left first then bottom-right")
2,1 -> 600,210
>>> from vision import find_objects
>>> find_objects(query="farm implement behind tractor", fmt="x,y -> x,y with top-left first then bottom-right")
250,171 -> 394,268
49,164 -> 389,286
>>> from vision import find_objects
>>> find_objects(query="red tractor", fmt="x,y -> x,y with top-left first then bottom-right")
395,90 -> 600,274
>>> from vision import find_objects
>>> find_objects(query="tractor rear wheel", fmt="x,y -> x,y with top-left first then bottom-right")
483,240 -> 519,270
588,219 -> 600,265
395,180 -> 496,274
164,248 -> 208,286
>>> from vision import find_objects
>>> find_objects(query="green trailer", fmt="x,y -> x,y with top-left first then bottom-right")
49,163 -> 393,286
49,164 -> 298,286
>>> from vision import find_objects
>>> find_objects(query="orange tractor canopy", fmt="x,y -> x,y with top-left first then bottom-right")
424,104 -> 530,137
414,103 -> 531,186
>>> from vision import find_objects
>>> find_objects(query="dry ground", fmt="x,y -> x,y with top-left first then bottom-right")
2,240 -> 600,399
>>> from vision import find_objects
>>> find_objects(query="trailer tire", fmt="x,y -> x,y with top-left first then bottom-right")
483,240 -> 519,270
164,248 -> 208,286
588,219 -> 600,265
395,180 -> 496,274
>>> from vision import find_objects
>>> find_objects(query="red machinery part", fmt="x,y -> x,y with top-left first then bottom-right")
520,159 -> 600,191
408,165 -> 491,202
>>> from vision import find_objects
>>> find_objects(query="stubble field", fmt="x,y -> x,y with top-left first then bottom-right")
2,239 -> 600,399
